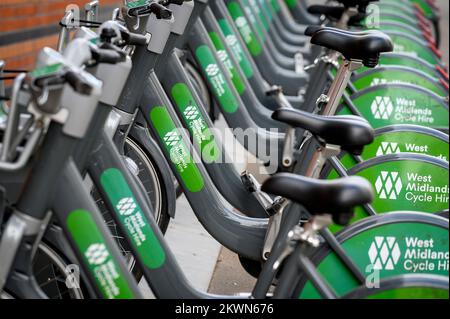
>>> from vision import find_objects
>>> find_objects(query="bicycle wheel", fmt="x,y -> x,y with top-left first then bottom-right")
295,213 -> 449,298
33,242 -> 84,299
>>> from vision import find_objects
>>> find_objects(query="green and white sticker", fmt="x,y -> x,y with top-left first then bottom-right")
227,1 -> 263,57
67,210 -> 136,299
171,83 -> 221,163
218,18 -> 255,79
365,131 -> 449,162
353,68 -> 446,96
339,86 -> 449,131
284,0 -> 297,9
241,0 -> 266,41
259,0 -> 273,22
389,33 -> 440,65
270,0 -> 281,12
327,157 -> 449,231
100,168 -> 166,269
248,0 -> 269,31
195,45 -> 239,113
338,130 -> 449,169
300,221 -> 449,298
355,55 -> 440,79
150,106 -> 205,193
126,0 -> 148,9
208,32 -> 246,95
30,63 -> 63,78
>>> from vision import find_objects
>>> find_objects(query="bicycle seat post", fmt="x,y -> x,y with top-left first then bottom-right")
336,6 -> 359,29
322,58 -> 363,116
304,143 -> 342,179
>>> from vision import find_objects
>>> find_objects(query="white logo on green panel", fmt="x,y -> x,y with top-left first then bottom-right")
371,78 -> 387,86
375,171 -> 403,200
217,50 -> 227,62
371,96 -> 394,120
369,236 -> 401,270
371,78 -> 406,86
164,131 -> 181,147
116,198 -> 137,216
376,142 -> 401,156
226,34 -> 238,47
205,64 -> 220,77
184,106 -> 199,121
235,17 -> 253,44
85,243 -> 109,266
235,17 -> 247,28
225,35 -> 243,63
394,44 -> 418,58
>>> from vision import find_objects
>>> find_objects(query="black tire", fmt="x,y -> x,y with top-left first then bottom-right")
292,213 -> 449,299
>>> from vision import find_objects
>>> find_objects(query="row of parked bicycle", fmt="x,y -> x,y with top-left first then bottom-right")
0,0 -> 448,299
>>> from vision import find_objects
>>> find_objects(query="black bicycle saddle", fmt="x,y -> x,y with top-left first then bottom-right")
262,173 -> 374,225
272,108 -> 374,155
305,26 -> 393,67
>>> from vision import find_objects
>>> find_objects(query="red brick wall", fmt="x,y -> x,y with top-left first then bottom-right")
0,0 -> 121,75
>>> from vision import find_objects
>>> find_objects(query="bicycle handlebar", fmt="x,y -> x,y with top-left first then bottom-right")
91,46 -> 126,64
127,1 -> 172,20
124,31 -> 148,46
148,2 -> 172,19
64,70 -> 93,95
161,0 -> 192,5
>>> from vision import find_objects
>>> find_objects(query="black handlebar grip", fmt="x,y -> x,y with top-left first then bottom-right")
165,0 -> 189,5
149,2 -> 172,19
124,32 -> 148,46
304,25 -> 323,37
92,48 -> 125,64
65,71 -> 93,95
